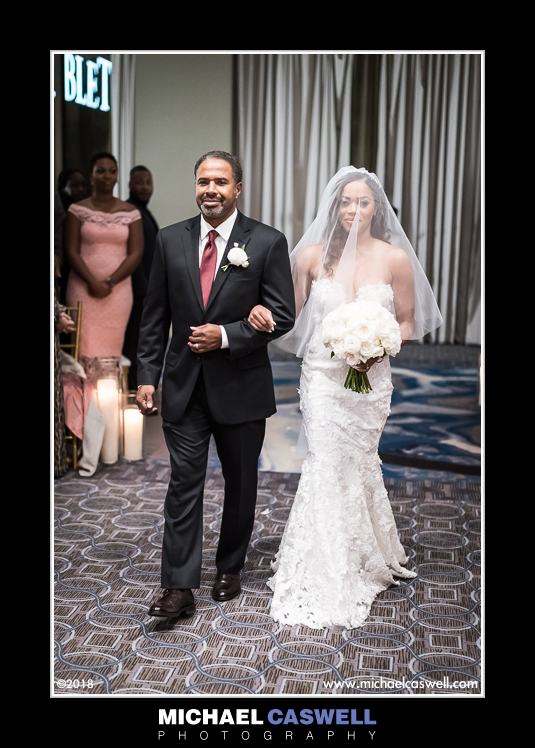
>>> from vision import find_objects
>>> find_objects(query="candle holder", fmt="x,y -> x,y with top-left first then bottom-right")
122,391 -> 144,461
96,357 -> 122,464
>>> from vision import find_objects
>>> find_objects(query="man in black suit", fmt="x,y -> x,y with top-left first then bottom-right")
136,151 -> 295,618
123,165 -> 160,390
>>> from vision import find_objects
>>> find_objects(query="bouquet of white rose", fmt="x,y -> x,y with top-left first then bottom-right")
322,300 -> 401,393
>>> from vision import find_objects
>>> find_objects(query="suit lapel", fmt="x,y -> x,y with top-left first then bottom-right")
184,216 -> 204,312
205,212 -> 253,311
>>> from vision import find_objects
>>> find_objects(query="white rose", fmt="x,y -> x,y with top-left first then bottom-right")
360,340 -> 383,359
344,335 -> 361,353
227,247 -> 249,267
354,322 -> 372,340
380,328 -> 401,355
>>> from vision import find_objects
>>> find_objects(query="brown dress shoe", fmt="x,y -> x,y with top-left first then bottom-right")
148,588 -> 195,618
211,572 -> 241,602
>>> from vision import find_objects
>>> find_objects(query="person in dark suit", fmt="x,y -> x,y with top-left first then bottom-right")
123,165 -> 160,389
136,151 -> 295,619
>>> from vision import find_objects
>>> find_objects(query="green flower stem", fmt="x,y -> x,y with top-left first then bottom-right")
344,366 -> 372,393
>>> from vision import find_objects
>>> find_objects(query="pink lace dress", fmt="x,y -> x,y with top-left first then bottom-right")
66,204 -> 141,369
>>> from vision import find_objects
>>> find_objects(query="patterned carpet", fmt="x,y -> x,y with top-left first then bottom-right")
54,461 -> 480,696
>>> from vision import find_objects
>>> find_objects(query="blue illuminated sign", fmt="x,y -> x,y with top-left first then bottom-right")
64,54 -> 112,112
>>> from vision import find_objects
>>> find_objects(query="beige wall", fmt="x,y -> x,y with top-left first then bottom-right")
134,54 -> 233,229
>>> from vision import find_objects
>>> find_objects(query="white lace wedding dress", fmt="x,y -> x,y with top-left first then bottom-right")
267,280 -> 416,629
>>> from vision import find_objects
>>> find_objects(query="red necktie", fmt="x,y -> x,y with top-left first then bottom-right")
200,229 -> 218,307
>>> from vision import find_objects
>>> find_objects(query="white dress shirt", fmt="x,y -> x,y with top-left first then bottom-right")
199,210 -> 238,349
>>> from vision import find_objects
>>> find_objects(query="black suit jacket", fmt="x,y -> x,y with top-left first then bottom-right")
137,211 -> 295,424
127,197 -> 159,299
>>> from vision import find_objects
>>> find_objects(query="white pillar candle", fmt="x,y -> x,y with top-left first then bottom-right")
123,407 -> 144,461
97,378 -> 120,464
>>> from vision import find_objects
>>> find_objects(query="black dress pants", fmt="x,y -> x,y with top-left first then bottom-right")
123,298 -> 144,389
161,370 -> 266,589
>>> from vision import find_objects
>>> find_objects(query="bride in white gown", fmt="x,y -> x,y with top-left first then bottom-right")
248,167 -> 443,629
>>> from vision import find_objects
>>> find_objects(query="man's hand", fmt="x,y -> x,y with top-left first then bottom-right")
188,324 -> 222,353
136,384 -> 157,414
248,305 -> 275,332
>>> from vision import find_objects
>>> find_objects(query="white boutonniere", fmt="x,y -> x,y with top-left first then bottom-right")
222,243 -> 250,271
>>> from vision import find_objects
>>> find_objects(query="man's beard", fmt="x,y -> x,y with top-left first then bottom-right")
199,201 -> 224,218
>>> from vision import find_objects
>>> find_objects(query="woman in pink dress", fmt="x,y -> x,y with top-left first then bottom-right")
65,152 -> 143,380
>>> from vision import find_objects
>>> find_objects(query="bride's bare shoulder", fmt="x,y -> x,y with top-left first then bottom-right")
383,246 -> 412,286
375,240 -> 409,263
387,245 -> 412,267
296,243 -> 323,267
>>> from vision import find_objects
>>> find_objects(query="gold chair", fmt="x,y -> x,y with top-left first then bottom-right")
59,302 -> 82,469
